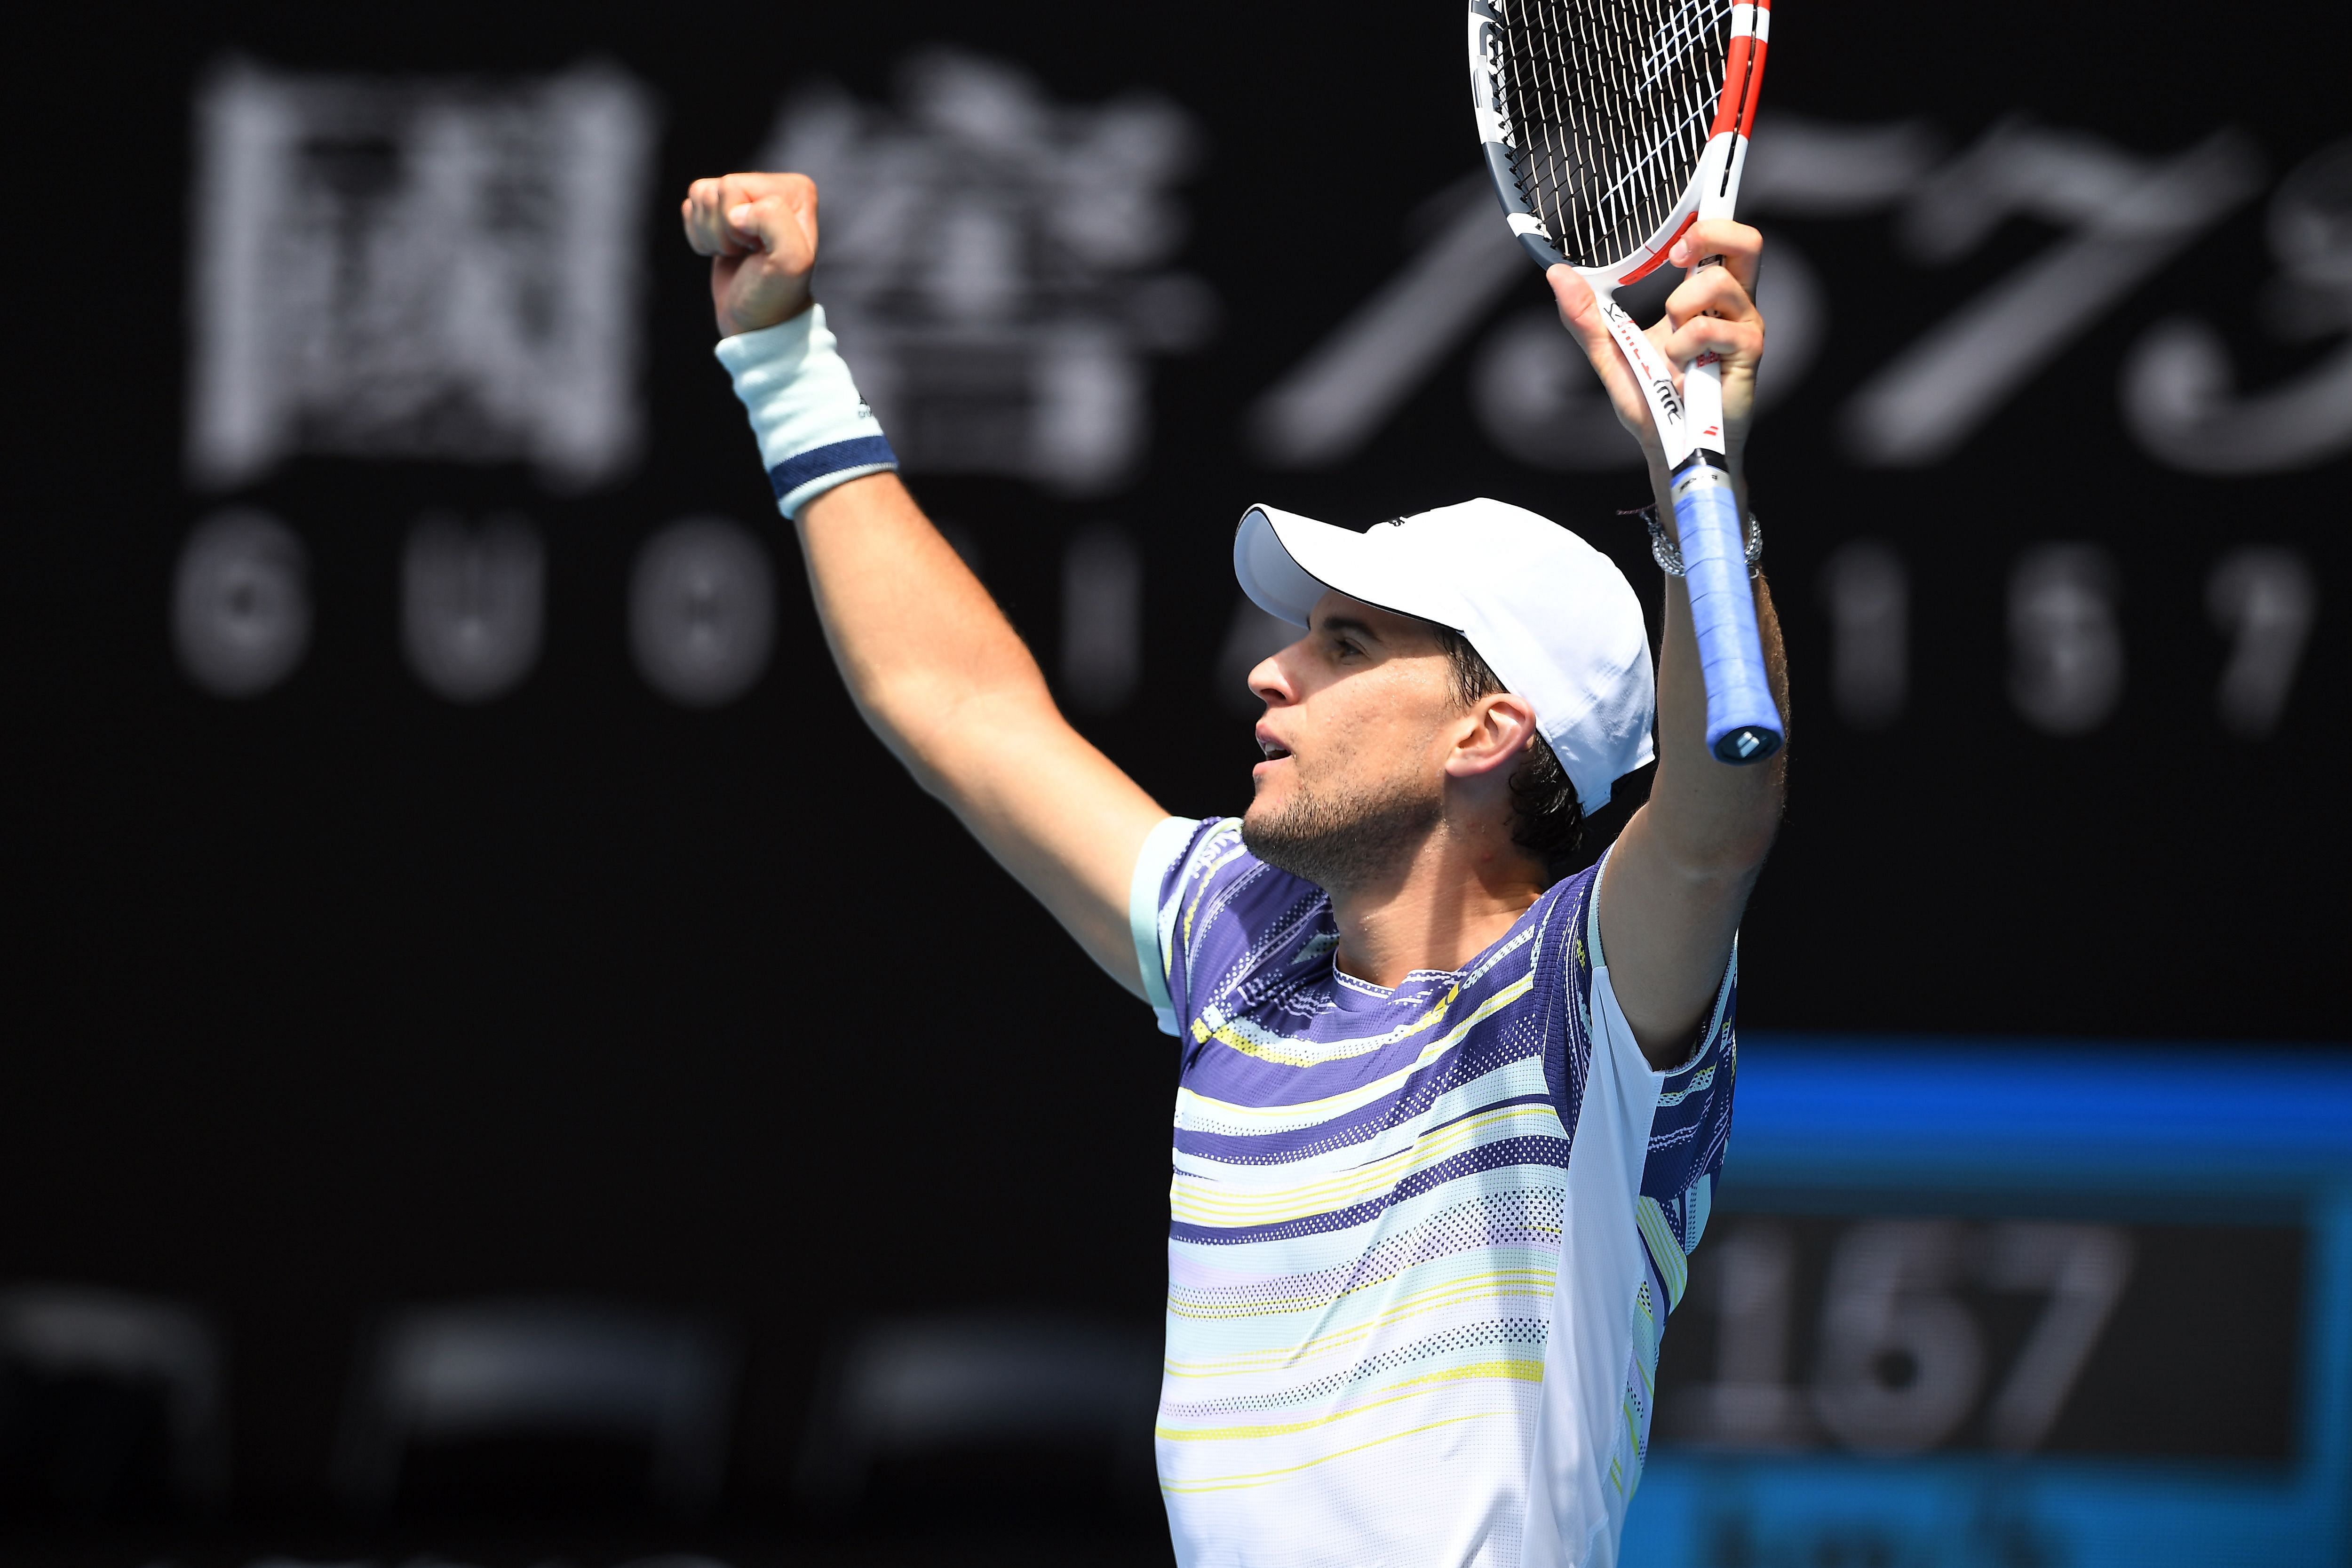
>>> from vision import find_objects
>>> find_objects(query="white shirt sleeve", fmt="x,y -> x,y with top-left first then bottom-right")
1128,816 -> 1202,1037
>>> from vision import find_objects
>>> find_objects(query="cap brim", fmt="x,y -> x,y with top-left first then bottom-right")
1232,503 -> 1466,630
1232,505 -> 1326,627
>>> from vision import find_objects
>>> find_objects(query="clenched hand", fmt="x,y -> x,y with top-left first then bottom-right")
1545,220 -> 1767,475
681,173 -> 820,339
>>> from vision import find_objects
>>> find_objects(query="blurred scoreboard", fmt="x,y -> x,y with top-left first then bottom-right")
1629,1040 -> 2352,1568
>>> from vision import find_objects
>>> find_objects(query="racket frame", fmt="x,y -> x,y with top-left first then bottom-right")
1469,0 -> 1771,470
1469,0 -> 1783,764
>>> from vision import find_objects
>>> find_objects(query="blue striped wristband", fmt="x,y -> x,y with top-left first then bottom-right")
714,304 -> 899,520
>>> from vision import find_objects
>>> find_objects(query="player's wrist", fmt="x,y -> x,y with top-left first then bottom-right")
1643,503 -> 1763,579
1645,462 -> 1678,539
715,288 -> 813,341
715,303 -> 898,520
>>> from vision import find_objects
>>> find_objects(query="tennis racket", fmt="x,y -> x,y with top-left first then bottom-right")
1468,0 -> 1782,764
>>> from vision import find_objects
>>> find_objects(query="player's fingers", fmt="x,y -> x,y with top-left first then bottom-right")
731,177 -> 817,258
723,197 -> 769,253
715,173 -> 756,239
1669,219 -> 1762,298
726,188 -> 817,273
1543,265 -> 1637,376
683,178 -> 721,254
1550,265 -> 1674,452
1661,265 -> 1758,332
683,177 -> 750,257
1657,311 -> 1763,370
715,172 -> 794,251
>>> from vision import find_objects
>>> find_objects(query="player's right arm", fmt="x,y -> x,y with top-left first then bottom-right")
683,173 -> 1169,998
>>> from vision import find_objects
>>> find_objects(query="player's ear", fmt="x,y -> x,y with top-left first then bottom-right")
1446,692 -> 1540,780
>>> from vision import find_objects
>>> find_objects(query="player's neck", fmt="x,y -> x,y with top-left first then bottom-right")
1326,822 -> 1547,991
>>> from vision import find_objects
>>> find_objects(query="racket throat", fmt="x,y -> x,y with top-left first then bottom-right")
1684,352 -> 1731,458
1597,295 -> 1699,468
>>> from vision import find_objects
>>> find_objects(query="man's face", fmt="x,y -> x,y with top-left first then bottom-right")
1240,591 -> 1461,891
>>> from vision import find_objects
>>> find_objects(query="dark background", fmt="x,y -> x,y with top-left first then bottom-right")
4,0 -> 2346,1556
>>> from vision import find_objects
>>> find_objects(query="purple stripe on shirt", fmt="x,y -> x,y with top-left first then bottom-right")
1174,1078 -> 1560,1165
1169,1132 -> 1572,1246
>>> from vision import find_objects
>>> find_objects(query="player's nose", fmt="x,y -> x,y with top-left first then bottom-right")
1247,648 -> 1299,708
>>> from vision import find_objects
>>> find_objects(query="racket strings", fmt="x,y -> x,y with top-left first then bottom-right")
1492,0 -> 1729,268
1639,0 -> 1719,89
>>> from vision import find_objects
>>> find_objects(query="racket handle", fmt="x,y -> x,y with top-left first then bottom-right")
1669,451 -> 1783,765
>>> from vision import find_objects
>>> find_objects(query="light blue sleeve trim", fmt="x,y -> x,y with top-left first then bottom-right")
1586,844 -> 1614,970
1130,816 -> 1201,1037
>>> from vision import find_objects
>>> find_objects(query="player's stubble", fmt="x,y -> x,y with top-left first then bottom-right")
1242,764 -> 1442,897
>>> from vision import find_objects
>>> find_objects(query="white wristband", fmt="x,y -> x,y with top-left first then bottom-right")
714,304 -> 898,520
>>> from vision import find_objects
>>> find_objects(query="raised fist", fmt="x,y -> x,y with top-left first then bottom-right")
681,172 -> 819,338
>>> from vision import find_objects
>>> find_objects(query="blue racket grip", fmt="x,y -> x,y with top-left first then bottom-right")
1670,457 -> 1783,764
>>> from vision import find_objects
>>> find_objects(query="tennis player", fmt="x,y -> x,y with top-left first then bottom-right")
684,171 -> 1785,1568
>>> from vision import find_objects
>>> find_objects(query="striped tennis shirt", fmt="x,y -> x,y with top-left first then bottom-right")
1129,816 -> 1735,1568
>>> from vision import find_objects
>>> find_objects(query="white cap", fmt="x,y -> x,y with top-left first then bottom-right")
1233,499 -> 1654,814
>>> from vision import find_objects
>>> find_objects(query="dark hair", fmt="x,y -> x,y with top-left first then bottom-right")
1432,627 -> 1585,882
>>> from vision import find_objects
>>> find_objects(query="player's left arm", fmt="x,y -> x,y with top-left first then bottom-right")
1547,221 -> 1789,1070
